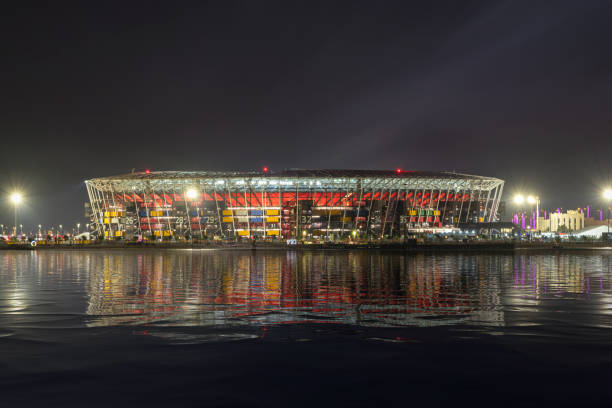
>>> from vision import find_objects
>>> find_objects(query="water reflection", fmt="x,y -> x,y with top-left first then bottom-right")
1,250 -> 612,329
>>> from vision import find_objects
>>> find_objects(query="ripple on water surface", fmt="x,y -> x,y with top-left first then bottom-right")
1,249 -> 612,339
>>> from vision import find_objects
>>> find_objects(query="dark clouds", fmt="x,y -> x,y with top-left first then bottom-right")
2,1 -> 612,230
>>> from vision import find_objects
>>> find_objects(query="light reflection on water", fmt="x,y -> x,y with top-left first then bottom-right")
1,250 -> 612,331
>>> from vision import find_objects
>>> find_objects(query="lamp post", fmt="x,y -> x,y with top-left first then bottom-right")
185,188 -> 198,241
514,193 -> 540,238
527,195 -> 540,231
10,193 -> 23,237
604,189 -> 612,237
513,194 -> 525,234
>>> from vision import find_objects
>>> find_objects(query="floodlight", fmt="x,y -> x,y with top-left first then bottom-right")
10,193 -> 22,205
186,189 -> 198,199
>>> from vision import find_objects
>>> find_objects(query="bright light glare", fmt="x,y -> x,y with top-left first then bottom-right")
10,193 -> 22,204
513,194 -> 525,205
186,189 -> 198,199
604,189 -> 612,200
527,196 -> 537,204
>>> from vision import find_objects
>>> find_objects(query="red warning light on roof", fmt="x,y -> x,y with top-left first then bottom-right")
145,169 -> 151,174
263,166 -> 269,173
396,168 -> 402,174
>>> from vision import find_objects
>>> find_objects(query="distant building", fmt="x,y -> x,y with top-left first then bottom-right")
537,210 -> 584,232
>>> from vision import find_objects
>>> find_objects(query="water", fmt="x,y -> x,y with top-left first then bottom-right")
2,249 -> 612,407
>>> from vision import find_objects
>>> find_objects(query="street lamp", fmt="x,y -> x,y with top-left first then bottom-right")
527,195 -> 540,231
513,194 -> 525,205
603,189 -> 612,236
10,192 -> 22,236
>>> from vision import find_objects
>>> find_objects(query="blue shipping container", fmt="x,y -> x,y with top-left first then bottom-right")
251,217 -> 264,223
250,210 -> 263,216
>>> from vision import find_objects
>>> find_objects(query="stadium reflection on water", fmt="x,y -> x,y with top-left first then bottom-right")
3,249 -> 612,331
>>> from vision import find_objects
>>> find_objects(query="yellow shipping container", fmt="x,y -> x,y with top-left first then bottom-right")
340,217 -> 352,223
409,210 -> 417,216
222,210 -> 233,216
266,210 -> 279,216
109,211 -> 117,217
104,218 -> 110,224
164,231 -> 173,237
104,211 -> 110,217
237,230 -> 249,236
115,231 -> 123,237
104,231 -> 109,237
329,210 -> 341,216
434,210 -> 441,216
266,217 -> 280,223
222,217 -> 233,223
266,230 -> 280,236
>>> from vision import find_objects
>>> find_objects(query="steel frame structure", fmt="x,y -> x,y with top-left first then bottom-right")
85,169 -> 504,240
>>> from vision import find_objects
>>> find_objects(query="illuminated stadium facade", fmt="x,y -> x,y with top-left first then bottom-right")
85,169 -> 504,240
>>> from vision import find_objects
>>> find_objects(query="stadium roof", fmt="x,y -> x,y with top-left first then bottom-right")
90,169 -> 501,182
86,169 -> 504,192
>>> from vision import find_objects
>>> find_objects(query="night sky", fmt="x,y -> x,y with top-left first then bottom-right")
2,1 -> 612,231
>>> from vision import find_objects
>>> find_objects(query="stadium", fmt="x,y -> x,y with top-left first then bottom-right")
85,169 -> 505,240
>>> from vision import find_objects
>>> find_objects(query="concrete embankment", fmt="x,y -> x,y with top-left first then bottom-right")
1,241 -> 611,252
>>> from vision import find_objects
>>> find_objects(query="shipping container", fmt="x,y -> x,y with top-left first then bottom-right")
266,217 -> 280,223
266,230 -> 280,236
237,230 -> 249,236
222,217 -> 233,223
250,217 -> 264,223
222,210 -> 233,216
266,209 -> 279,216
249,210 -> 263,216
